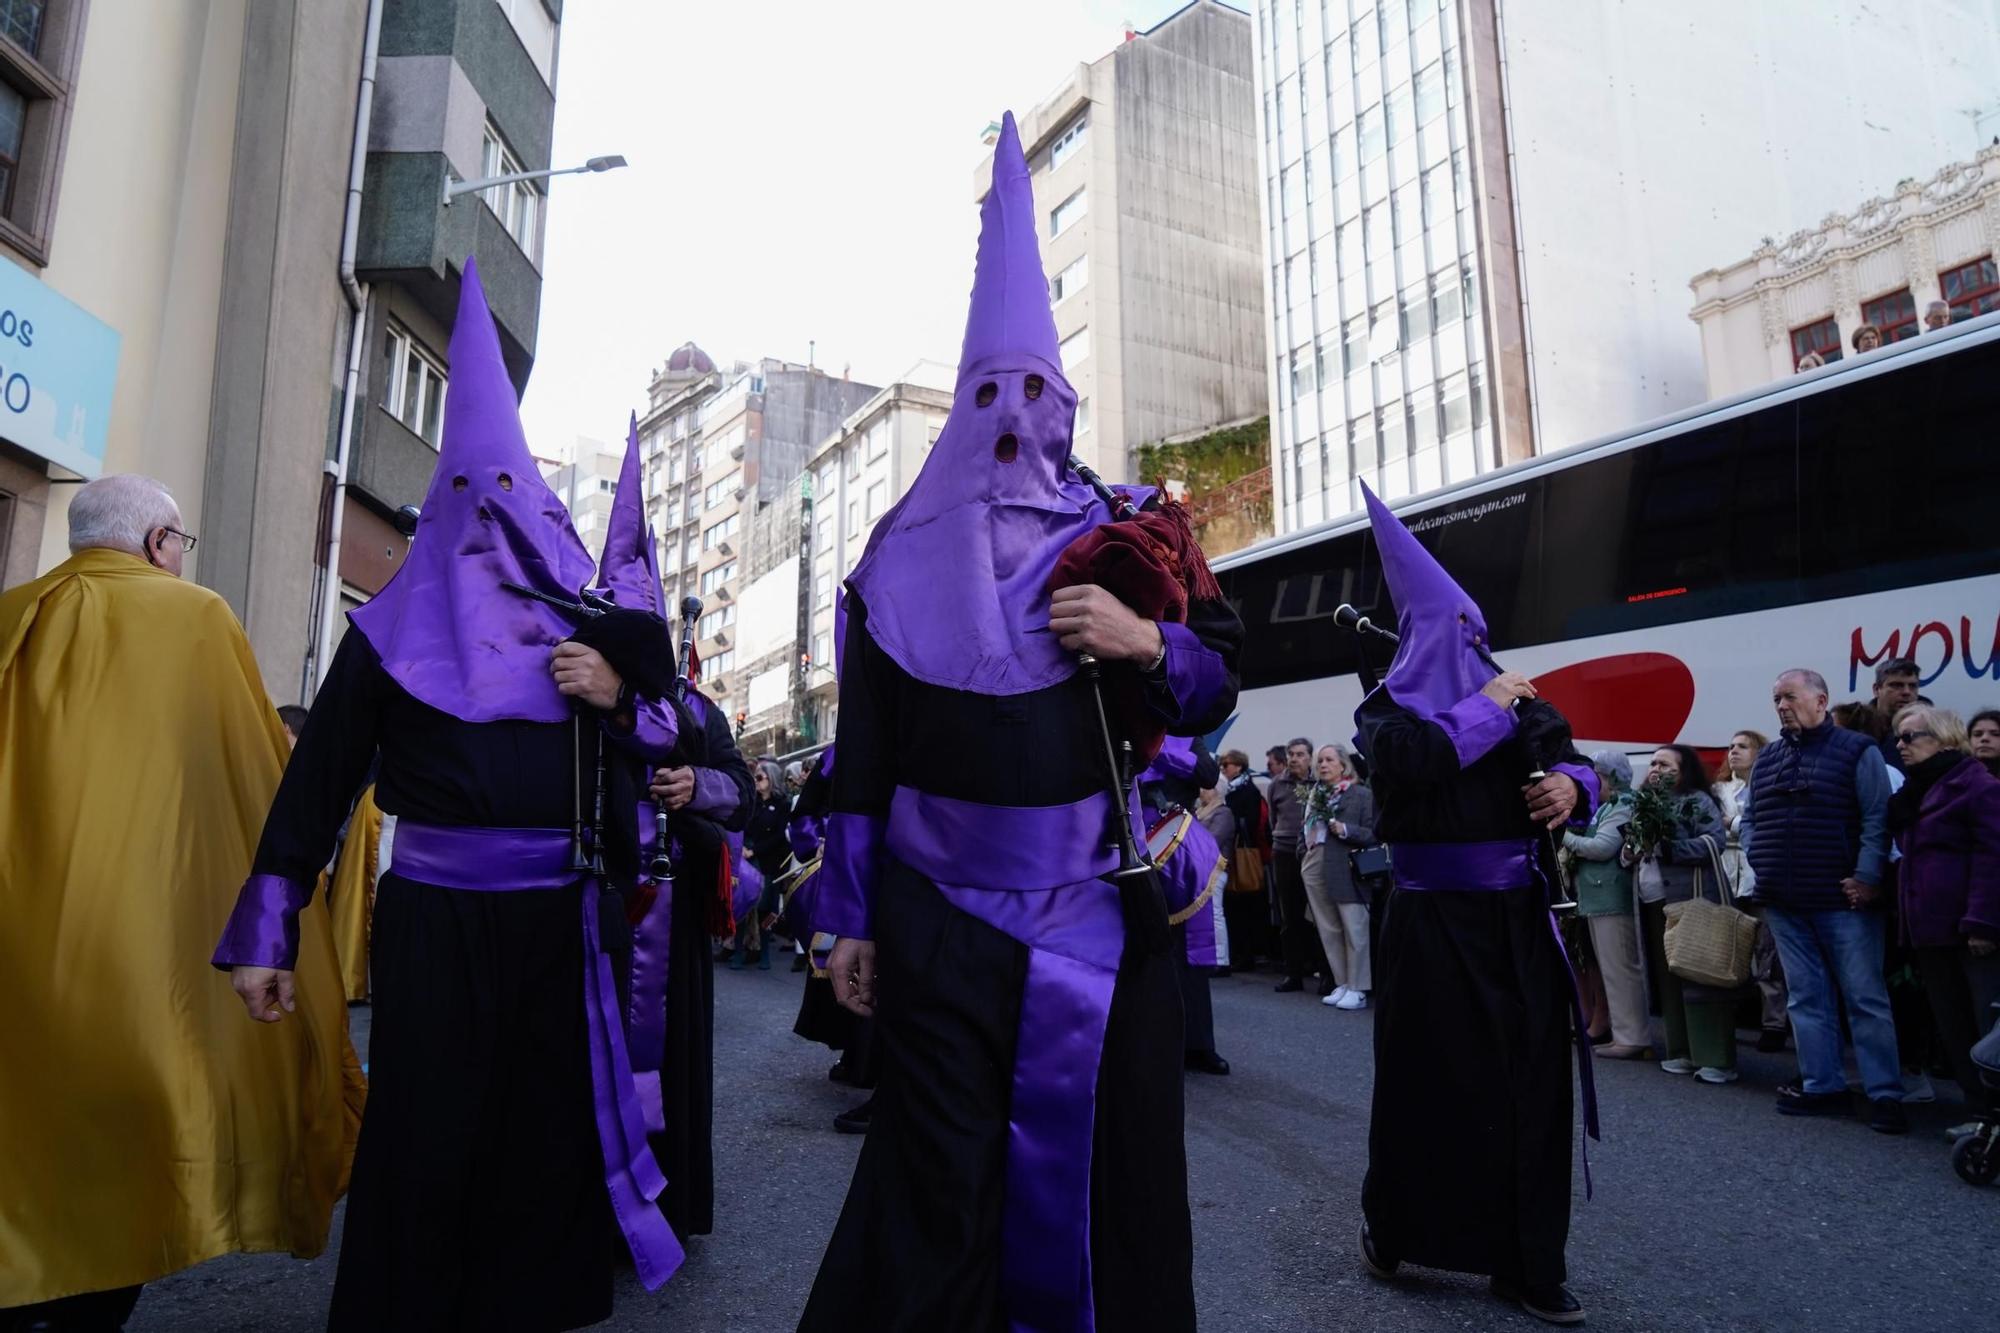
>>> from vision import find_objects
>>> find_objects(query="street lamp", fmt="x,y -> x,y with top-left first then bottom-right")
442,154 -> 627,205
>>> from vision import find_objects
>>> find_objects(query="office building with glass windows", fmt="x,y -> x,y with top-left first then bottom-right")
1252,0 -> 2000,534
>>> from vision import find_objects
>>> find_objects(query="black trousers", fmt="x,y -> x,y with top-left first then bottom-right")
1,1286 -> 143,1331
1916,944 -> 2000,1109
1174,922 -> 1217,1056
799,863 -> 1194,1332
331,874 -> 611,1332
1274,850 -> 1329,983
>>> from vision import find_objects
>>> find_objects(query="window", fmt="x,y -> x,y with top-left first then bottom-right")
866,419 -> 888,461
815,570 -> 832,608
865,479 -> 888,520
814,631 -> 832,670
1399,287 -> 1431,344
1342,314 -> 1368,375
383,323 -> 448,446
706,649 -> 735,676
1385,83 -> 1413,146
847,499 -> 859,533
1052,254 -> 1089,303
816,514 -> 832,550
1940,256 -> 1999,322
1058,325 -> 1091,369
699,562 -> 736,595
1358,105 -> 1385,164
1414,61 -> 1445,126
704,468 -> 740,510
1289,346 -> 1315,399
1050,188 -> 1087,238
1439,371 -> 1472,438
701,513 -> 739,550
689,443 -> 705,475
1050,113 -> 1088,170
1861,288 -> 1918,344
0,0 -> 82,261
1789,315 -> 1843,368
698,606 -> 737,639
479,122 -> 541,256
494,0 -> 558,83
1076,398 -> 1091,434
1431,266 -> 1462,330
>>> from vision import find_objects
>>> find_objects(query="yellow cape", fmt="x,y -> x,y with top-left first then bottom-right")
0,549 -> 366,1306
327,785 -> 382,1003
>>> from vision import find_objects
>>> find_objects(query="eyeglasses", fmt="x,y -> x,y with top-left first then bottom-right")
1894,730 -> 1933,746
158,526 -> 198,553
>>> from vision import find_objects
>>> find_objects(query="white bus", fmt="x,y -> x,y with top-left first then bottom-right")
1210,314 -> 2000,757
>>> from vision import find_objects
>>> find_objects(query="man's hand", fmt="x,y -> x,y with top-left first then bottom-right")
1522,772 -> 1579,829
551,641 -> 622,710
1841,877 -> 1881,908
650,765 -> 696,810
828,937 -> 877,1017
231,966 -> 296,1023
1481,671 -> 1537,709
1048,584 -> 1162,665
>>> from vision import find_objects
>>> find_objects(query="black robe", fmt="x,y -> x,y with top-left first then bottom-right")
1357,688 -> 1587,1291
798,594 -> 1241,1333
1141,742 -> 1224,1058
251,632 -> 631,1331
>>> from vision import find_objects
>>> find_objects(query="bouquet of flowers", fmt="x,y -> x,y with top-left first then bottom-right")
1624,779 -> 1681,860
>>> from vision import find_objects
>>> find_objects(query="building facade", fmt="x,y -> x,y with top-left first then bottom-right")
544,436 -> 621,555
633,346 -> 877,737
977,0 -> 1267,486
0,0 -> 569,706
1690,147 -> 2000,397
1252,0 -> 2000,533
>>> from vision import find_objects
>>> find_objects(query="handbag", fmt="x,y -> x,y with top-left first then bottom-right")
1228,845 -> 1266,894
1662,840 -> 1758,988
1349,844 -> 1391,880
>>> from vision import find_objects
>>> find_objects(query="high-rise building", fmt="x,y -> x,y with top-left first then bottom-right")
544,436 -> 623,555
977,0 -> 1268,485
634,347 -> 877,734
1251,0 -> 2000,533
0,0 -> 573,705
1690,147 -> 2000,397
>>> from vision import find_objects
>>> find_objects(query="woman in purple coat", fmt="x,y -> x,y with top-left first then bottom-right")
1888,704 -> 2000,1119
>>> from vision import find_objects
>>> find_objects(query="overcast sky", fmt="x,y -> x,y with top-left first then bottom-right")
521,0 -> 1190,458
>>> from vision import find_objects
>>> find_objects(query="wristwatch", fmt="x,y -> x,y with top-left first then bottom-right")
1143,634 -> 1168,675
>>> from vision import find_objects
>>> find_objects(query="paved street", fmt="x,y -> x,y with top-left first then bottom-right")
134,964 -> 1996,1331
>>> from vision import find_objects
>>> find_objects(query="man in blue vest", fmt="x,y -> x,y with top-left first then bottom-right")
1741,668 -> 1903,1133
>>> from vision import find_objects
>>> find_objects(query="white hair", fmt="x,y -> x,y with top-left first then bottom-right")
67,474 -> 180,555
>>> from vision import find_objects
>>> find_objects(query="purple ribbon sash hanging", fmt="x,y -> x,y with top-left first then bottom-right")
1389,837 -> 1601,1194
390,822 -> 686,1287
885,786 -> 1132,1333
627,804 -> 674,1133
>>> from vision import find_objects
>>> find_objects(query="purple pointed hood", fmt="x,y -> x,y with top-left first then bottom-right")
597,412 -> 661,614
1362,482 -> 1497,721
846,110 -> 1114,696
348,257 -> 598,723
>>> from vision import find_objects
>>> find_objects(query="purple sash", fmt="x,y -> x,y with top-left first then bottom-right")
389,822 -> 686,1288
1388,837 -> 1601,1193
628,806 -> 674,1134
885,786 -> 1133,1333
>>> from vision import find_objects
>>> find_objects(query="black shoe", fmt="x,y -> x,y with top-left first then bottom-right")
1869,1097 -> 1909,1135
791,953 -> 810,972
1185,1050 -> 1231,1076
1775,1081 -> 1848,1117
1492,1278 -> 1585,1326
1756,1029 -> 1788,1053
833,1100 -> 873,1135
1316,976 -> 1336,998
1274,977 -> 1304,993
1359,1222 -> 1398,1279
828,1060 -> 853,1085
1213,966 -> 1232,978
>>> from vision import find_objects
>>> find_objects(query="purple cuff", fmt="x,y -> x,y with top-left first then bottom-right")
1552,761 -> 1601,827
688,767 -> 741,819
606,696 -> 680,765
1150,621 -> 1228,725
789,815 -> 824,861
1435,692 -> 1514,767
813,811 -> 886,940
211,873 -> 313,971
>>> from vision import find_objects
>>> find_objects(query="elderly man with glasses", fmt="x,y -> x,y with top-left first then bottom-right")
1740,668 -> 1903,1133
0,473 -> 361,1327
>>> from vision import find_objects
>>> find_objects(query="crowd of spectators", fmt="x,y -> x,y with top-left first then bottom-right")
1794,300 -> 1963,373
1220,655 -> 1997,1157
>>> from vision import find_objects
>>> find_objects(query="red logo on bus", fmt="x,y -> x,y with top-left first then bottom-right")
1532,653 -> 1696,743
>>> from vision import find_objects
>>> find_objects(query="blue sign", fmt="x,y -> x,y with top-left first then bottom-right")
0,256 -> 121,479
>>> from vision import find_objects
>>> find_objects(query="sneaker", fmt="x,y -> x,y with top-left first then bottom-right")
1324,987 -> 1352,1007
1902,1071 -> 1937,1104
1868,1098 -> 1909,1135
1659,1057 -> 1698,1075
1945,1121 -> 1982,1141
1755,1029 -> 1788,1053
1492,1277 -> 1586,1326
1775,1081 -> 1849,1117
1336,989 -> 1370,1010
1695,1066 -> 1740,1085
1359,1222 -> 1398,1279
